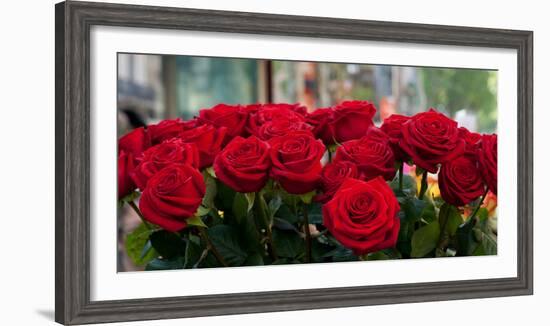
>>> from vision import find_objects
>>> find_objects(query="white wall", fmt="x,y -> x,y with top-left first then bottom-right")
0,0 -> 546,325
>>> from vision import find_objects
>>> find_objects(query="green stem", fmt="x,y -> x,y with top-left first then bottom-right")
437,205 -> 455,251
302,204 -> 312,263
398,162 -> 404,191
256,192 -> 278,261
465,188 -> 490,224
127,201 -> 152,230
198,227 -> 228,267
328,150 -> 333,163
418,171 -> 428,199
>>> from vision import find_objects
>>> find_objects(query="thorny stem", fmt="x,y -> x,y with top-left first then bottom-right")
465,187 -> 490,224
198,227 -> 229,267
302,204 -> 312,263
256,192 -> 278,261
418,171 -> 428,199
128,201 -> 152,230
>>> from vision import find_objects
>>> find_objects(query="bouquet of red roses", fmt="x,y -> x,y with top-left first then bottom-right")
119,101 -> 497,270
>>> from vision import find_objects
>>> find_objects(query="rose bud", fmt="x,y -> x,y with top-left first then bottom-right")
400,109 -> 465,173
323,177 -> 400,256
213,136 -> 271,193
438,156 -> 485,206
334,127 -> 396,181
139,164 -> 206,232
380,114 -> 410,162
331,100 -> 376,142
269,130 -> 325,194
478,134 -> 498,194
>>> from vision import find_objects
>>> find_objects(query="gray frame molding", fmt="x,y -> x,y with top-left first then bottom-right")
55,1 -> 533,324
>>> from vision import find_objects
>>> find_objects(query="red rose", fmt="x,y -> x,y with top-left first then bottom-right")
438,156 -> 485,206
400,109 -> 465,173
213,136 -> 271,193
334,128 -> 396,181
316,161 -> 358,203
147,119 -> 186,145
118,127 -> 150,156
307,108 -> 335,145
323,177 -> 400,255
332,100 -> 376,142
380,114 -> 410,162
458,127 -> 482,155
246,103 -> 307,136
118,127 -> 150,199
179,123 -> 227,169
199,103 -> 248,140
257,118 -> 312,141
269,131 -> 325,194
131,138 -> 200,190
139,164 -> 206,232
118,150 -> 136,199
478,134 -> 497,194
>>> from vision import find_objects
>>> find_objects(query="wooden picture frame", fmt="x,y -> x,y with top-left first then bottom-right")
55,1 -> 533,324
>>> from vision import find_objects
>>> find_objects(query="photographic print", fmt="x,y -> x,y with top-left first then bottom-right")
56,2 -> 532,323
117,54 -> 498,271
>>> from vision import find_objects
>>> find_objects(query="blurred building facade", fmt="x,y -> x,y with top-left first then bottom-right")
117,53 -> 498,136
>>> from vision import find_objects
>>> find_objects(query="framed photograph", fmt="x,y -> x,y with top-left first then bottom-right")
55,1 -> 533,324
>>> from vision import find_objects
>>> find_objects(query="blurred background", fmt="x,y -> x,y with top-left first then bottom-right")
117,53 -> 498,271
117,53 -> 497,135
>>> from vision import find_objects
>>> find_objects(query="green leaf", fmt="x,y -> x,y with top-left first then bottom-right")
411,221 -> 440,258
267,194 -> 283,219
273,217 -> 300,233
305,202 -> 323,224
149,230 -> 184,259
273,228 -> 305,259
322,246 -> 358,262
145,257 -> 184,271
275,203 -> 298,224
310,239 -> 331,263
232,192 -> 253,223
477,208 -> 489,222
456,218 -> 477,256
186,215 -> 208,228
399,197 -> 427,223
244,252 -> 265,266
125,223 -> 157,266
119,191 -> 140,206
390,174 -> 417,197
183,235 -> 203,268
244,192 -> 256,211
205,166 -> 217,178
298,190 -> 316,204
366,250 -> 391,261
472,216 -> 497,256
201,174 -> 217,211
195,205 -> 211,217
214,181 -> 236,212
207,225 -> 248,266
439,204 -> 463,236
472,229 -> 497,256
